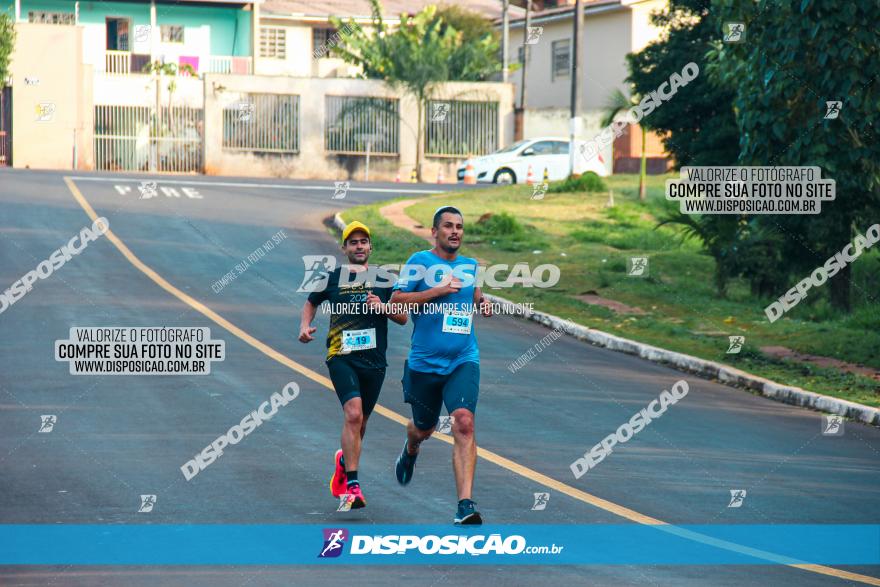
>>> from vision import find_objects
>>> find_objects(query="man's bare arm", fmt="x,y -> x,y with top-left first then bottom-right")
388,310 -> 408,325
390,277 -> 459,308
298,301 -> 318,342
366,293 -> 408,325
473,286 -> 492,317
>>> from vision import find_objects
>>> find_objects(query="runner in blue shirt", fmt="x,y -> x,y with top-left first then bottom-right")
391,206 -> 492,525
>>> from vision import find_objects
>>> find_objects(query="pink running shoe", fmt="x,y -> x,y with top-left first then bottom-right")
347,483 -> 366,509
329,450 -> 347,498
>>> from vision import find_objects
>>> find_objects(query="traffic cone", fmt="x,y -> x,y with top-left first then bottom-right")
543,167 -> 549,183
410,168 -> 417,183
526,165 -> 535,185
437,168 -> 444,184
463,161 -> 477,184
394,170 -> 401,183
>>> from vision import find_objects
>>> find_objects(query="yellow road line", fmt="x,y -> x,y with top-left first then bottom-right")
64,177 -> 880,585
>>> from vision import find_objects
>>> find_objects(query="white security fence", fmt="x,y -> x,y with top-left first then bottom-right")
94,104 -> 203,173
222,93 -> 300,154
425,99 -> 499,157
90,74 -> 514,180
324,95 -> 400,155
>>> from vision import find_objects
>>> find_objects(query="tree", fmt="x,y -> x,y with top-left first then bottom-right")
657,211 -> 788,298
711,0 -> 880,312
330,0 -> 503,180
601,88 -> 647,200
434,5 -> 503,82
0,13 -> 15,85
626,0 -> 739,167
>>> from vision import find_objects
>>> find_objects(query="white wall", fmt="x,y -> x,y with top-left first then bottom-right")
203,75 -> 515,181
255,20 -> 366,78
82,21 -> 216,73
81,23 -> 105,69
629,0 -> 667,53
93,74 -> 204,108
510,2 -> 664,111
255,22 -> 311,76
581,9 -> 632,111
10,23 -> 92,170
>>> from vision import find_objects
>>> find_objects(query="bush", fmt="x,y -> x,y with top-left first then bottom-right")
547,172 -> 607,194
467,212 -> 546,252
469,212 -> 524,236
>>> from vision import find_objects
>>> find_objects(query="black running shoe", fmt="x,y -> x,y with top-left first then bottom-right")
395,441 -> 417,486
454,499 -> 482,525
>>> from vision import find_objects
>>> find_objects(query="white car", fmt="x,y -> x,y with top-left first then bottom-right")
456,136 -> 608,184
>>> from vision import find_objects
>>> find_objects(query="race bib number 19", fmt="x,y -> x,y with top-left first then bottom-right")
341,328 -> 376,352
442,311 -> 472,335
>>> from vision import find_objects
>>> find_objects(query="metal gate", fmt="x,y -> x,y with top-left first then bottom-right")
94,103 -> 203,172
0,87 -> 11,166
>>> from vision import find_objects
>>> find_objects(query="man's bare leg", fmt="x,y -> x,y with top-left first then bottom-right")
451,408 -> 476,500
341,398 -> 364,471
395,419 -> 434,486
406,419 -> 434,456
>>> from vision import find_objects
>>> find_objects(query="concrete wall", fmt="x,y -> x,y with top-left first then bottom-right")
510,5 -> 633,111
512,0 -> 670,170
255,20 -> 312,77
9,23 -> 92,170
93,74 -> 204,108
629,0 -> 667,54
203,75 -> 514,181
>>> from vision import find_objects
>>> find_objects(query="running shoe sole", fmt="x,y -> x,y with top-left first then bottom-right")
454,511 -> 483,525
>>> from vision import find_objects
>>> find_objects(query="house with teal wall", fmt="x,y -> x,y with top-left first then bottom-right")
10,0 -> 259,75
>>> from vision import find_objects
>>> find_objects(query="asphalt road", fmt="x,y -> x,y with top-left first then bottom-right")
0,169 -> 878,586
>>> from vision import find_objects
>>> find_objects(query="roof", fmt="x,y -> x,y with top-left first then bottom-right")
262,0 -> 525,21
500,0 -> 623,26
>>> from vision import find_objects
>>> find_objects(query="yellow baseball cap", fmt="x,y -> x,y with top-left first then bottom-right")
342,221 -> 371,244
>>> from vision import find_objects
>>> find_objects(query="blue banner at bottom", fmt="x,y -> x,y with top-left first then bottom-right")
1,524 -> 878,565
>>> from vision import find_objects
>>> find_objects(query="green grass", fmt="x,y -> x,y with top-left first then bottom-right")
340,174 -> 880,407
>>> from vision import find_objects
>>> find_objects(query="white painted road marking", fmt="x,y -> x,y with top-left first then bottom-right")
114,185 -> 203,199
73,176 -> 445,195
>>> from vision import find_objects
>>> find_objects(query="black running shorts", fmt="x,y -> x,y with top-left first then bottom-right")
327,356 -> 386,417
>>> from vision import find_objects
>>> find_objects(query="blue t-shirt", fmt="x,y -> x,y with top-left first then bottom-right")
394,249 -> 480,374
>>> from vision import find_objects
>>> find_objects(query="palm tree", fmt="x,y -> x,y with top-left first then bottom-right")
600,88 -> 647,201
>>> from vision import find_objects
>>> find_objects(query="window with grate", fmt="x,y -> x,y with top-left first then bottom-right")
29,11 -> 75,25
551,39 -> 570,81
161,25 -> 184,43
259,27 -> 287,59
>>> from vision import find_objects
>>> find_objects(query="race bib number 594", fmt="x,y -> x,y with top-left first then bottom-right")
442,311 -> 472,335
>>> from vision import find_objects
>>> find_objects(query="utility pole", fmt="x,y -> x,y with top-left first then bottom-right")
568,0 -> 582,178
519,0 -> 531,109
502,0 -> 510,82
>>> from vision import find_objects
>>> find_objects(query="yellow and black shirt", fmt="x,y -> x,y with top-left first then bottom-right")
307,267 -> 393,370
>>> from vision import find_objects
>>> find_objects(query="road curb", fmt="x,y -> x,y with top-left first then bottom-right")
333,212 -> 880,427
